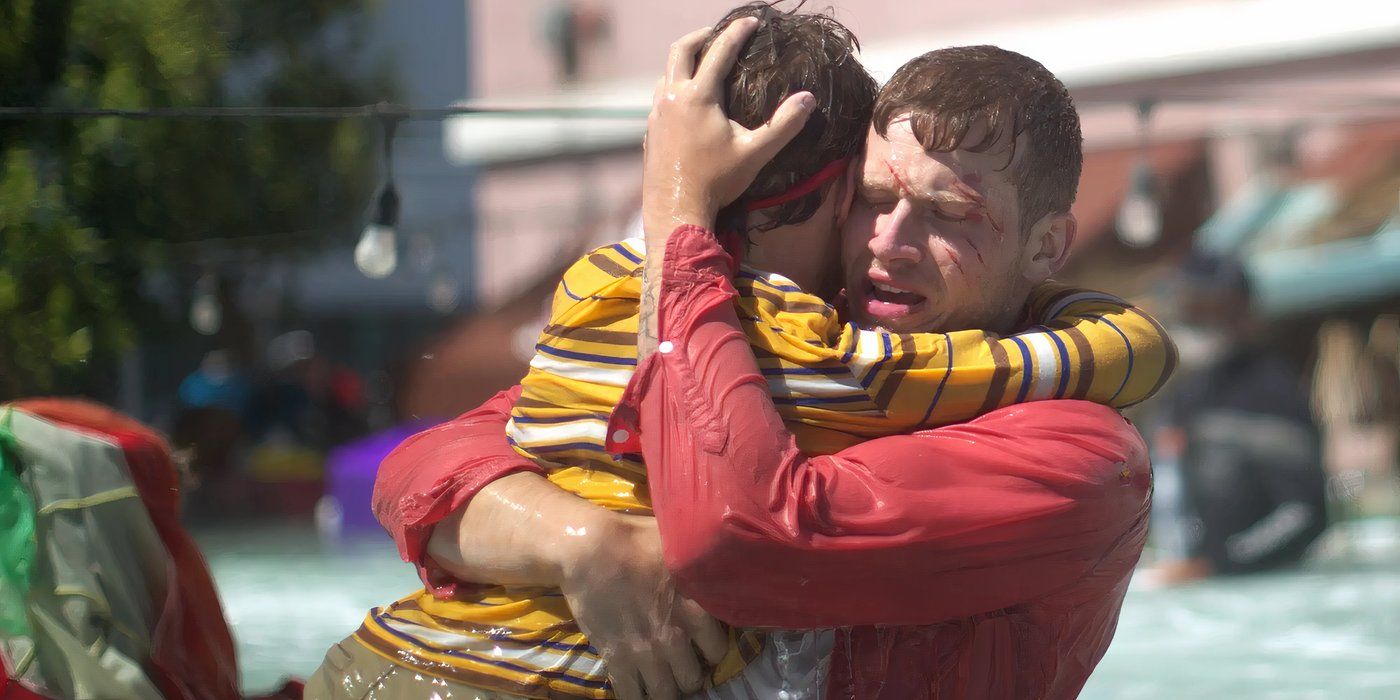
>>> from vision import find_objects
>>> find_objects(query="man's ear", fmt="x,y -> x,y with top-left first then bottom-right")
1023,211 -> 1077,282
835,157 -> 860,227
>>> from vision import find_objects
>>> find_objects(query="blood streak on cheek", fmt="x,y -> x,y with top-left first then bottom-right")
942,242 -> 965,276
970,244 -> 986,265
985,211 -> 1005,236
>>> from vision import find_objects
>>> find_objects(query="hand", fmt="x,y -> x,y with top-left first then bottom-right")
641,18 -> 816,242
558,513 -> 729,700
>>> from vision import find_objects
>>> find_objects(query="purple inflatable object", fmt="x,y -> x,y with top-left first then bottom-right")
324,421 -> 439,533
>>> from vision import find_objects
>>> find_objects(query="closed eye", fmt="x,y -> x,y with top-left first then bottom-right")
858,185 -> 898,212
926,201 -> 984,224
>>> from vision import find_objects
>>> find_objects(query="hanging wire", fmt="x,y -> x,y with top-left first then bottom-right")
1,93 -> 1398,123
0,102 -> 647,121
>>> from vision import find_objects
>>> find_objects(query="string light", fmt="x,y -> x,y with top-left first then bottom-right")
427,268 -> 461,314
190,272 -> 222,335
1116,100 -> 1162,248
355,114 -> 404,279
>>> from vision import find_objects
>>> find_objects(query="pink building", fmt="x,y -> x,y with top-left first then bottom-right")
402,0 -> 1400,417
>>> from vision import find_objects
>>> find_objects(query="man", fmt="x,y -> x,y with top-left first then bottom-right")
1151,254 -> 1326,584
367,33 -> 1159,700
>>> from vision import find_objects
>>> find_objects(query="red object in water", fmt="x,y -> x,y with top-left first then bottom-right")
11,399 -> 249,700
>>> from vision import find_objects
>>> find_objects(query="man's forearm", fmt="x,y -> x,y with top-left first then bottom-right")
638,260 -> 664,360
425,471 -> 628,587
638,205 -> 714,360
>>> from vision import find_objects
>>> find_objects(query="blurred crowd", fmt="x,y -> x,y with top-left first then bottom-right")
169,338 -> 373,521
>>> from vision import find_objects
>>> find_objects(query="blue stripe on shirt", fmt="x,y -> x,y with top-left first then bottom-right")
1031,325 -> 1073,399
1080,314 -> 1134,401
760,366 -> 850,377
772,394 -> 877,407
838,322 -> 858,364
917,333 -> 955,425
860,333 -> 895,389
611,243 -> 643,264
560,279 -> 583,301
1009,335 -> 1035,403
511,414 -> 608,425
535,343 -> 637,366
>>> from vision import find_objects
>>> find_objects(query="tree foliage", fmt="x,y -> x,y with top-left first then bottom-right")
0,0 -> 390,398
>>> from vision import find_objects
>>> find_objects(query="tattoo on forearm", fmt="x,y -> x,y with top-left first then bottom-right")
637,257 -> 662,359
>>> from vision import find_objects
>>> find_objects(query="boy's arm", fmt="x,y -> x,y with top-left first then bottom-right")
830,284 -> 1175,430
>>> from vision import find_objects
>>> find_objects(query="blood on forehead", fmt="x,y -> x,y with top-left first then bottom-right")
882,157 -> 1003,236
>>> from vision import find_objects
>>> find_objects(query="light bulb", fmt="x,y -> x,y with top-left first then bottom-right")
1116,161 -> 1161,248
1116,192 -> 1162,248
190,274 -> 221,335
355,223 -> 398,278
427,270 -> 460,313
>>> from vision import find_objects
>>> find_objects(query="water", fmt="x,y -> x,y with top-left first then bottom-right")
197,520 -> 1400,698
194,523 -> 421,693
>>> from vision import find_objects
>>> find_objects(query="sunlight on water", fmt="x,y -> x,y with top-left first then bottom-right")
198,520 -> 1400,698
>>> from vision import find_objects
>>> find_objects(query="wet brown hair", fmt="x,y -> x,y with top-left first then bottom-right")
872,45 -> 1083,233
701,2 -> 877,237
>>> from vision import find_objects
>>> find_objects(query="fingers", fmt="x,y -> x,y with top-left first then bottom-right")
663,635 -> 707,695
609,668 -> 646,700
678,598 -> 729,666
638,655 -> 679,700
745,90 -> 817,162
694,16 -> 760,93
665,26 -> 713,85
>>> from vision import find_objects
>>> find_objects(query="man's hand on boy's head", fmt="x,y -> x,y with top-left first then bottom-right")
641,17 -> 816,242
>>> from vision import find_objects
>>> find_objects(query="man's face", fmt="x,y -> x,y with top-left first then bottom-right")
841,117 -> 1031,333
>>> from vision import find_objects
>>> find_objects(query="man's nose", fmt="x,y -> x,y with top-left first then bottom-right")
870,202 -> 923,267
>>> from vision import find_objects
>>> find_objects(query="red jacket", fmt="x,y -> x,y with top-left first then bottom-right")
373,226 -> 1152,699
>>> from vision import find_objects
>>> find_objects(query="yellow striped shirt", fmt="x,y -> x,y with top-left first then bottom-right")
354,236 -> 1176,698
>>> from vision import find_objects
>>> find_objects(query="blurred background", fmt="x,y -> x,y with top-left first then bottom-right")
1,0 -> 1398,696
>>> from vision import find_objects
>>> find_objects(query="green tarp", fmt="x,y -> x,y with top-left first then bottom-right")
0,412 -> 35,638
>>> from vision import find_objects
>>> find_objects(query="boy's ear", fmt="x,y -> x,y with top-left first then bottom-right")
1022,211 -> 1077,283
835,158 -> 859,227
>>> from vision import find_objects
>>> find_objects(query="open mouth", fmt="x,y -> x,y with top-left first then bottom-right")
862,278 -> 927,319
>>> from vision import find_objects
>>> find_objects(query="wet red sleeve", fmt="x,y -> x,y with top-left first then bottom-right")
608,226 -> 1153,628
372,385 -> 545,596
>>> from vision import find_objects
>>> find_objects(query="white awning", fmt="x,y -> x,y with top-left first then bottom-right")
445,0 -> 1400,166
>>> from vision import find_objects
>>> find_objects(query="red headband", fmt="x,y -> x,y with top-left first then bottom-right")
744,158 -> 850,212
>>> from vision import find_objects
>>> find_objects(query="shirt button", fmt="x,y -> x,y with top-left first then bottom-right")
658,341 -> 675,354
612,429 -> 630,443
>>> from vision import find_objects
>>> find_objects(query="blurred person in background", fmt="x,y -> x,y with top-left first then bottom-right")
1312,317 -> 1400,521
173,351 -> 253,516
1152,254 -> 1328,584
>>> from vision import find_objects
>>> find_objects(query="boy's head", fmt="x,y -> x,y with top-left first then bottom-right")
701,2 -> 877,270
